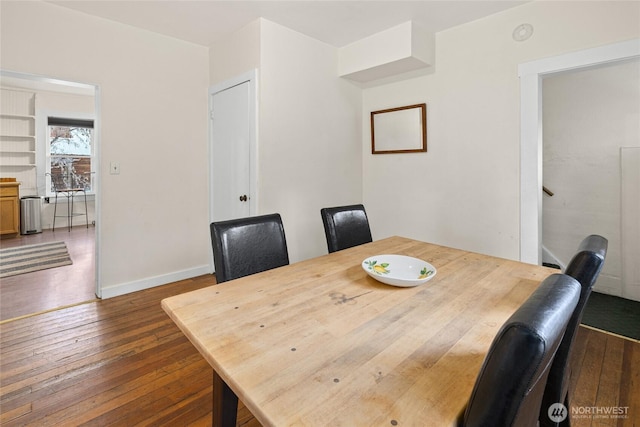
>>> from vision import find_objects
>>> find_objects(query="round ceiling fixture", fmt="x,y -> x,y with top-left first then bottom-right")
512,23 -> 534,42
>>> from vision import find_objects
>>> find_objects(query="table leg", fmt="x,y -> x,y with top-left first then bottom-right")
213,371 -> 238,427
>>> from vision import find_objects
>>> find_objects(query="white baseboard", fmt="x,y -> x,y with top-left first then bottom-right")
100,265 -> 212,299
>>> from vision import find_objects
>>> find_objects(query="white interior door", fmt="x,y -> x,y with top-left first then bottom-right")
209,70 -> 257,223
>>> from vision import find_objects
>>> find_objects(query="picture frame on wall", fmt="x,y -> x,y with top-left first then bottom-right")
370,103 -> 427,154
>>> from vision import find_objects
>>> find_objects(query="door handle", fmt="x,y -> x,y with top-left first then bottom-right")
239,195 -> 248,202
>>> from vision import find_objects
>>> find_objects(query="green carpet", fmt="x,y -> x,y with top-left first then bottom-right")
581,292 -> 640,340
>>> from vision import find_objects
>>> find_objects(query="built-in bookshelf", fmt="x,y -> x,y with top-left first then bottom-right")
0,88 -> 37,195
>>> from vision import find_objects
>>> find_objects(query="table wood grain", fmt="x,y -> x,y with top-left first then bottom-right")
162,236 -> 555,426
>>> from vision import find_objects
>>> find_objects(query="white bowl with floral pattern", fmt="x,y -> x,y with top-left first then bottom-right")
362,254 -> 437,287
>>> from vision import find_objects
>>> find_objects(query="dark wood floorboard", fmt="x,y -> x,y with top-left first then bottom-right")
1,275 -> 638,426
0,227 -> 96,321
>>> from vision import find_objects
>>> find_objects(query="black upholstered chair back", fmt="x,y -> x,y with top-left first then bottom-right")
320,204 -> 372,253
461,274 -> 581,427
210,213 -> 290,283
540,235 -> 607,427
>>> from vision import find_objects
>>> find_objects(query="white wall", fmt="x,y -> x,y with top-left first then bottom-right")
543,59 -> 640,297
1,1 -> 210,297
210,19 -> 261,85
362,1 -> 640,260
259,20 -> 362,261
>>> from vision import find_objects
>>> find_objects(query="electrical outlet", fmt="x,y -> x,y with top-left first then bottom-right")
110,161 -> 120,175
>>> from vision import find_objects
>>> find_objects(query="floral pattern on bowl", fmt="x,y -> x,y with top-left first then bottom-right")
364,259 -> 390,275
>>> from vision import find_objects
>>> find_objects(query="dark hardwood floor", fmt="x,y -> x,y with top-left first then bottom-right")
0,274 -> 259,427
569,326 -> 640,427
0,274 -> 638,426
0,226 -> 96,321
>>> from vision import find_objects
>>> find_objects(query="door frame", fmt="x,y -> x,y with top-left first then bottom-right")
518,38 -> 640,265
0,69 -> 102,298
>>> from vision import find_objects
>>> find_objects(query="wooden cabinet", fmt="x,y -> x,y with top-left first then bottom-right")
0,182 -> 20,237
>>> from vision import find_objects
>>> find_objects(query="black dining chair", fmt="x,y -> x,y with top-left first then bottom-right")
209,213 -> 290,427
210,213 -> 290,283
460,273 -> 581,427
540,235 -> 608,427
320,204 -> 372,253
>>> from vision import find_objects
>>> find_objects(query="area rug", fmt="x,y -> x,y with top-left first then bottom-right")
582,292 -> 640,341
0,242 -> 72,278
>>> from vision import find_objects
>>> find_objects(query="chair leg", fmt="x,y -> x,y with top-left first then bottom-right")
52,192 -> 58,231
69,192 -> 73,232
83,190 -> 88,228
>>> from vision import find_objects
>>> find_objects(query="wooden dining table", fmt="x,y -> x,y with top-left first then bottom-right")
162,236 -> 556,426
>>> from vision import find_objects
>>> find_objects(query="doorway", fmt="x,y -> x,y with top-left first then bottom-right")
542,59 -> 640,298
0,70 -> 100,320
518,39 -> 640,266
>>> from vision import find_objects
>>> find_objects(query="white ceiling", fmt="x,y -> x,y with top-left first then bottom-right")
47,0 -> 529,48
